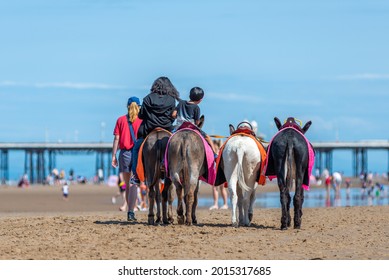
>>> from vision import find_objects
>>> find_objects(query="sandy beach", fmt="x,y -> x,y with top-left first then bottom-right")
0,182 -> 388,260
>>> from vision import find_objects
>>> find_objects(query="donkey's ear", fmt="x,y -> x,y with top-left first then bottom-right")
229,124 -> 235,135
274,117 -> 282,130
198,115 -> 205,129
302,121 -> 312,134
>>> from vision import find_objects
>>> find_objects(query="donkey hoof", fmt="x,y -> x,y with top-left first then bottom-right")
248,213 -> 253,222
155,217 -> 161,224
177,216 -> 185,225
148,218 -> 155,225
281,225 -> 288,230
294,225 -> 301,229
232,222 -> 239,228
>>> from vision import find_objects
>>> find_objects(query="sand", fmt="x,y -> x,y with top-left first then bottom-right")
0,183 -> 388,260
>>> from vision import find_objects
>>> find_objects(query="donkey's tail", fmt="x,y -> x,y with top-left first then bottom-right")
237,149 -> 251,192
285,140 -> 295,190
171,141 -> 184,188
149,138 -> 162,190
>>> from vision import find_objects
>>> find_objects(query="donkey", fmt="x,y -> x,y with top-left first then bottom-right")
265,117 -> 313,230
139,128 -> 174,225
215,121 -> 266,227
166,117 -> 214,225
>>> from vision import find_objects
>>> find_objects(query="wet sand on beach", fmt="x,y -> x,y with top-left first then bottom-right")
0,183 -> 388,260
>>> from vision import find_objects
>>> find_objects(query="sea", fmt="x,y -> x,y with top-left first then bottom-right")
4,147 -> 388,185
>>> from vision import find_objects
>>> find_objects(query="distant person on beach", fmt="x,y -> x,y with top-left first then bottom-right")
52,168 -> 59,185
111,172 -> 127,212
171,86 -> 217,154
345,178 -> 351,197
111,96 -> 142,221
332,172 -> 342,197
62,181 -> 69,200
209,139 -> 228,210
131,77 -> 180,185
17,174 -> 29,188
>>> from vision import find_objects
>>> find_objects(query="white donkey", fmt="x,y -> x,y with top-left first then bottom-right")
217,122 -> 263,227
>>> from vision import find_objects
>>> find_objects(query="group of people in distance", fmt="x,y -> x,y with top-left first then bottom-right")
111,76 -> 220,221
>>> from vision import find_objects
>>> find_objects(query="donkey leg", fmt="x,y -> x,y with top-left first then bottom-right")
176,186 -> 185,225
237,187 -> 245,226
248,190 -> 256,223
242,191 -> 251,226
279,186 -> 290,230
228,183 -> 239,227
286,191 -> 291,227
147,185 -> 156,225
167,181 -> 175,224
191,182 -> 199,224
285,176 -> 292,227
185,187 -> 195,226
161,180 -> 171,224
293,183 -> 304,229
155,184 -> 162,224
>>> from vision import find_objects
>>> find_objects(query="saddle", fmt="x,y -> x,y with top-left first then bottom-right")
231,127 -> 256,137
280,117 -> 304,133
177,121 -> 201,132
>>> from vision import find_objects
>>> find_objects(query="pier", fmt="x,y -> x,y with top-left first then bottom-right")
1,141 -> 389,184
0,143 -> 113,184
313,141 -> 389,177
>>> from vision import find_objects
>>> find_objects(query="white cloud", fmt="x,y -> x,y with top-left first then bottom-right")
34,82 -> 127,90
208,91 -> 320,106
335,73 -> 389,80
0,81 -> 25,86
208,92 -> 264,103
0,81 -> 128,90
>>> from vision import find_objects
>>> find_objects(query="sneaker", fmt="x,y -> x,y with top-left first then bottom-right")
209,205 -> 218,210
127,211 -> 137,221
130,175 -> 140,185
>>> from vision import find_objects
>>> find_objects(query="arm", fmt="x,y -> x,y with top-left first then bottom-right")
171,109 -> 177,119
138,95 -> 150,120
111,135 -> 120,168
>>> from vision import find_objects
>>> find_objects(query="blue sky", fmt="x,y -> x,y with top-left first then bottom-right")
1,0 -> 388,178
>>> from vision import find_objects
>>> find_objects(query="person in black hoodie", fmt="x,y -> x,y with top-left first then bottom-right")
130,76 -> 180,184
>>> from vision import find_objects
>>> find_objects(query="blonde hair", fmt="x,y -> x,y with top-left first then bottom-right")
128,102 -> 140,122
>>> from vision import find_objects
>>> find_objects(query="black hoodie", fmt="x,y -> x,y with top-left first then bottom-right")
138,92 -> 176,138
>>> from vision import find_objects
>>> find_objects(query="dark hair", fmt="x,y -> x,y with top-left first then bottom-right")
189,87 -> 204,102
150,76 -> 180,100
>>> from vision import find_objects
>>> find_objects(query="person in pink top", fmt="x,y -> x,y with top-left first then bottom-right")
111,96 -> 142,222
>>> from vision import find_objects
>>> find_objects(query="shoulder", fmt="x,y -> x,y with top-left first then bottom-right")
134,118 -> 142,125
117,115 -> 127,122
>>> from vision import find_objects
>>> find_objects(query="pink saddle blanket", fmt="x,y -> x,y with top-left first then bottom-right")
263,126 -> 315,190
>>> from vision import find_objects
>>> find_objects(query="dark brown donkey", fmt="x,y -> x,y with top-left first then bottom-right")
265,117 -> 313,230
166,118 -> 207,225
141,129 -> 173,225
